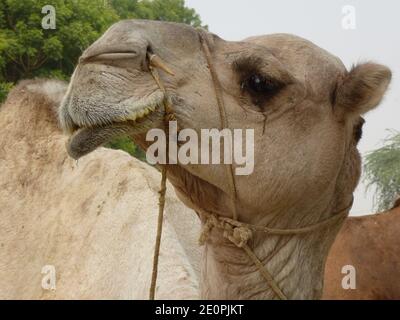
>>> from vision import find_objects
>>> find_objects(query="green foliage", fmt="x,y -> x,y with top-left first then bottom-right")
0,81 -> 12,103
110,0 -> 203,27
0,0 -> 203,89
0,0 -> 203,159
106,136 -> 146,161
364,131 -> 400,211
0,0 -> 119,83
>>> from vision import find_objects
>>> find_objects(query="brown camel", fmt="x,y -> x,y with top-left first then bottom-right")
1,79 -> 397,300
324,203 -> 400,299
60,20 -> 391,299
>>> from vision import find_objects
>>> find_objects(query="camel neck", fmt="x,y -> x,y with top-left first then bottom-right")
165,165 -> 349,299
199,208 -> 344,300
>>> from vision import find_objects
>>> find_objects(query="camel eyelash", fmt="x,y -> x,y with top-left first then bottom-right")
233,57 -> 285,88
232,56 -> 286,108
233,56 -> 265,78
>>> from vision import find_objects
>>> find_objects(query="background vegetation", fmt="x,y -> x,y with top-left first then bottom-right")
364,131 -> 400,211
0,0 -> 203,157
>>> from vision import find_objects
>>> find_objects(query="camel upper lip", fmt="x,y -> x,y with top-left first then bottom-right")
68,103 -> 158,134
60,89 -> 164,134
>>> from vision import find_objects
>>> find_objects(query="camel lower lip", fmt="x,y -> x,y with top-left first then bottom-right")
66,115 -> 155,160
66,123 -> 131,160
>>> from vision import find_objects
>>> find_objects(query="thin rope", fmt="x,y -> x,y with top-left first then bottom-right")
146,36 -> 353,300
148,61 -> 174,300
197,32 -> 288,298
149,165 -> 167,300
219,200 -> 352,235
196,31 -> 352,300
242,244 -> 287,300
199,32 -> 238,221
197,200 -> 351,300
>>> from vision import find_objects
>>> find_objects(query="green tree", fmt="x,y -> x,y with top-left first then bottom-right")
364,131 -> 400,211
0,81 -> 12,102
0,0 -> 119,84
110,0 -> 202,27
0,0 -> 203,99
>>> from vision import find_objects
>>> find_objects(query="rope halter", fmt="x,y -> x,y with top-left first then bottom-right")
147,29 -> 353,300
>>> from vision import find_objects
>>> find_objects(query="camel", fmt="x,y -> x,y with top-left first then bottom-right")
0,79 -> 201,299
1,79 -> 397,300
59,19 -> 391,299
324,203 -> 400,299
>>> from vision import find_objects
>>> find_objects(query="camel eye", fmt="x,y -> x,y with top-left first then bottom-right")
240,73 -> 284,108
245,74 -> 270,93
241,73 -> 283,95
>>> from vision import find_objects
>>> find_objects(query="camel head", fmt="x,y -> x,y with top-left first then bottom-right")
60,19 -> 392,299
60,19 -> 391,226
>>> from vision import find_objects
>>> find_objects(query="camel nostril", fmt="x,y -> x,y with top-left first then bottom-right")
80,52 -> 139,64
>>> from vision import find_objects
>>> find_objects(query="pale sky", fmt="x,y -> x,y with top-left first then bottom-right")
186,0 -> 400,216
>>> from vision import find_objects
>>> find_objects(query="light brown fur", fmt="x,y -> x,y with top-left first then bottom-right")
324,206 -> 400,299
58,20 -> 391,299
0,80 -> 200,299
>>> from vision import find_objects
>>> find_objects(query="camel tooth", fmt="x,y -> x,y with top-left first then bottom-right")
127,105 -> 157,122
128,112 -> 138,121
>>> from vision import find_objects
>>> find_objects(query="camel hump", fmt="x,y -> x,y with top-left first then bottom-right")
5,78 -> 67,106
1,78 -> 68,136
26,78 -> 67,104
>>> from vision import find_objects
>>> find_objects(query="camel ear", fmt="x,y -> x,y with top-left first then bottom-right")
334,63 -> 391,116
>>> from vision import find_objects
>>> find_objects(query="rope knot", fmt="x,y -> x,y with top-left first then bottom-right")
225,226 -> 252,248
198,214 -> 252,248
198,214 -> 219,245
